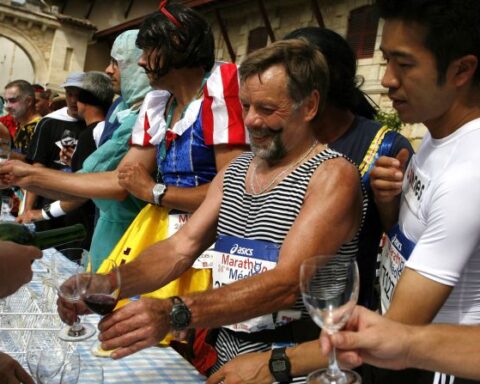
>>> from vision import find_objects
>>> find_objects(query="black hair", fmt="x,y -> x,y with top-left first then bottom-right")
377,0 -> 480,85
284,27 -> 377,119
136,2 -> 215,78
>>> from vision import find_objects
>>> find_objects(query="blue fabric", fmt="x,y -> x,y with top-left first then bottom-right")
156,106 -> 217,187
98,96 -> 124,146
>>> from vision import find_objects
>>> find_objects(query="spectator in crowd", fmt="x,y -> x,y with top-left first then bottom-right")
0,241 -> 42,384
4,80 -> 41,159
33,84 -> 53,117
0,30 -> 151,268
49,96 -> 67,112
19,72 -> 87,233
57,40 -> 365,384
21,72 -> 114,251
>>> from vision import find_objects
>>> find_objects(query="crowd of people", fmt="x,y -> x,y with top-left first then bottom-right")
1,0 -> 480,383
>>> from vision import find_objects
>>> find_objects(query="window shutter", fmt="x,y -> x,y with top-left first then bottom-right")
247,27 -> 269,54
347,6 -> 379,59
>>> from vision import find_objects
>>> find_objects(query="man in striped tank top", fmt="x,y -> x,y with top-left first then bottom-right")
93,39 -> 365,383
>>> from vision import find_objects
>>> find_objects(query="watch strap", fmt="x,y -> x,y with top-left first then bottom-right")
152,183 -> 167,205
268,347 -> 292,383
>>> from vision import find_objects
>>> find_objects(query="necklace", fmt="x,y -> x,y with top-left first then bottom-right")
250,140 -> 319,195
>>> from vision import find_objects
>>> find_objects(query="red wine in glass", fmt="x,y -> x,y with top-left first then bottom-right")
83,294 -> 118,316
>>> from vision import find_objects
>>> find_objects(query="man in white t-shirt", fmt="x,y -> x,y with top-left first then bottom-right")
369,1 -> 480,383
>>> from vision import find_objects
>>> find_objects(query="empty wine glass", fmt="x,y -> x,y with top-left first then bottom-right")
36,347 -> 67,384
300,257 -> 361,384
55,249 -> 95,342
26,331 -> 63,380
0,137 -> 11,163
58,351 -> 82,384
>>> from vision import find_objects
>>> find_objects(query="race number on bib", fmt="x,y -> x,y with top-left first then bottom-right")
212,235 -> 280,333
380,224 -> 416,314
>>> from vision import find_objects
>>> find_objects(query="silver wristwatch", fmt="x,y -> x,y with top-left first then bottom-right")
152,183 -> 167,205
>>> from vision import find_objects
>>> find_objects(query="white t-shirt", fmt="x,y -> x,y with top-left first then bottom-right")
381,118 -> 480,324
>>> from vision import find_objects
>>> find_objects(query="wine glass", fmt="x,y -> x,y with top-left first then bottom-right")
0,137 -> 11,163
300,257 -> 361,384
26,331 -> 65,381
77,259 -> 120,316
77,259 -> 120,356
55,129 -> 77,166
55,249 -> 96,342
58,351 -> 84,384
36,345 -> 79,384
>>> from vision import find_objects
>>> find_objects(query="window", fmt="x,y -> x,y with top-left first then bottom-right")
247,27 -> 268,54
346,5 -> 379,59
63,48 -> 73,71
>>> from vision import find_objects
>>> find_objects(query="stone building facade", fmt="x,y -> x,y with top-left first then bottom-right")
0,0 -> 426,146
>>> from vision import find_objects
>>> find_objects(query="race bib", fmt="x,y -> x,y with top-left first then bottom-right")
168,213 -> 214,269
403,156 -> 431,217
212,235 -> 281,333
380,224 -> 416,313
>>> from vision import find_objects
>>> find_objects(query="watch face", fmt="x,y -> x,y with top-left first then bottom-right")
271,360 -> 287,372
171,305 -> 191,329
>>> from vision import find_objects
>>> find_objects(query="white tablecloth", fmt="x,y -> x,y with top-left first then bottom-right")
0,248 -> 206,383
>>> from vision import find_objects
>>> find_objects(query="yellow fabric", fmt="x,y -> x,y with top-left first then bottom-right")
97,204 -> 212,345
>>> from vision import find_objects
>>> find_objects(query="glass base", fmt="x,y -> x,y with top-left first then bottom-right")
90,340 -> 116,358
58,323 -> 96,342
307,368 -> 362,384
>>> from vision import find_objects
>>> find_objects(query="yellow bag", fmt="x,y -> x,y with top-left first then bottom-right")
97,204 -> 212,345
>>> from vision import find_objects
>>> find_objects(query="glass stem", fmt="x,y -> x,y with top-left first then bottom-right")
326,347 -> 345,381
70,316 -> 83,332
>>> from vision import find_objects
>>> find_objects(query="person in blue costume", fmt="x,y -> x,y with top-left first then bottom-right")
0,30 -> 151,270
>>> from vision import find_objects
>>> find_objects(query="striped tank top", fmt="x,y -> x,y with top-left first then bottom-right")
211,149 -> 367,379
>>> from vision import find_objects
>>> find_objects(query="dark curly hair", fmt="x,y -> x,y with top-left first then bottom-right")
284,27 -> 376,119
136,2 -> 214,78
376,0 -> 480,85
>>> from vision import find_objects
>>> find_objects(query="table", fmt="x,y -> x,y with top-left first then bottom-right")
0,248 -> 206,383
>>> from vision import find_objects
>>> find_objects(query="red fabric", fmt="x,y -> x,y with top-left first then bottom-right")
202,84 -> 214,145
0,115 -> 18,138
220,64 -> 246,144
202,63 -> 246,146
159,0 -> 181,27
165,130 -> 178,150
191,328 -> 217,376
142,111 -> 152,146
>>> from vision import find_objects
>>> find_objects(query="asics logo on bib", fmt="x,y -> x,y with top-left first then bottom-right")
391,234 -> 402,251
230,244 -> 254,256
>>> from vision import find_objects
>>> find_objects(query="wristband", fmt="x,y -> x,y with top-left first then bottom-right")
41,209 -> 51,220
50,200 -> 66,217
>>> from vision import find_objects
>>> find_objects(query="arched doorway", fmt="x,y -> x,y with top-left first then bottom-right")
0,36 -> 35,90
